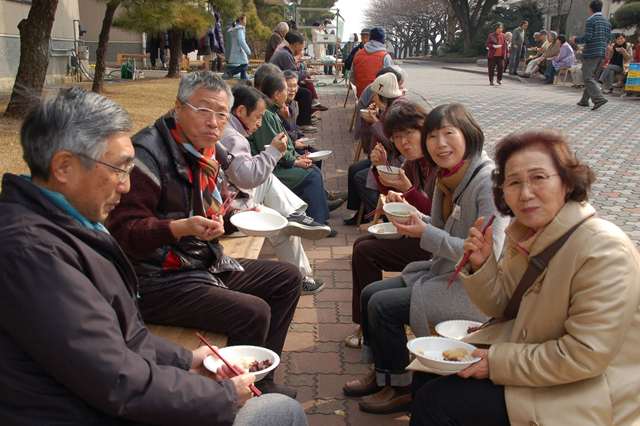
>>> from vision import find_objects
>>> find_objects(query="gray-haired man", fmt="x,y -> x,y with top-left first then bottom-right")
0,87 -> 307,425
265,21 -> 289,63
107,71 -> 301,398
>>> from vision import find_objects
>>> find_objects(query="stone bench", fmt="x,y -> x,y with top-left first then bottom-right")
147,235 -> 265,349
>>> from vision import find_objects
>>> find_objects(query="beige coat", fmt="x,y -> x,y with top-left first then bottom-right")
461,201 -> 640,426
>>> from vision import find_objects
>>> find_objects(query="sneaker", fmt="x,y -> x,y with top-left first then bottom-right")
327,228 -> 338,238
302,277 -> 325,295
591,99 -> 608,110
328,198 -> 346,211
285,212 -> 331,240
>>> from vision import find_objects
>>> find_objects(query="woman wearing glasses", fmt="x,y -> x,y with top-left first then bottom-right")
410,130 -> 640,426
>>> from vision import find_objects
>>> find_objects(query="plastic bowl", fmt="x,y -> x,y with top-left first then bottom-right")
230,211 -> 287,237
203,345 -> 280,382
382,202 -> 417,224
368,222 -> 401,240
435,320 -> 483,340
407,336 -> 480,373
306,150 -> 333,161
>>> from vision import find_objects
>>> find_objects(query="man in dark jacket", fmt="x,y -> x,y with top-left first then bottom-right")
0,87 -> 307,425
107,72 -> 301,399
265,21 -> 289,63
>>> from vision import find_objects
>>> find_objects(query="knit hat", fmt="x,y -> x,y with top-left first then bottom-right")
371,73 -> 402,98
360,28 -> 370,35
370,27 -> 385,43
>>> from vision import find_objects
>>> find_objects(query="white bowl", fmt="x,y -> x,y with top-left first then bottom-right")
407,336 -> 480,373
203,345 -> 280,382
230,211 -> 287,237
368,222 -> 401,240
382,202 -> 417,224
435,320 -> 483,340
376,165 -> 403,183
306,150 -> 333,161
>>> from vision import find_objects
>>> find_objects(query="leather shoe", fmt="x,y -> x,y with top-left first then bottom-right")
592,99 -> 608,110
358,385 -> 411,414
343,370 -> 381,397
576,101 -> 589,107
256,379 -> 298,399
328,198 -> 345,211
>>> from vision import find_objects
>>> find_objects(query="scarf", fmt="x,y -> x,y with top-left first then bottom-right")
436,159 -> 470,222
170,122 -> 223,218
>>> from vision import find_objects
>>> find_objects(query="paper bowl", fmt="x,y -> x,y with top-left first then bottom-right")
382,202 -> 417,224
368,222 -> 401,240
407,337 -> 480,373
203,345 -> 280,382
307,150 -> 333,161
230,211 -> 287,237
435,320 -> 483,340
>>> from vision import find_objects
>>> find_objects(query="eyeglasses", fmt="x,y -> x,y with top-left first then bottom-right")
503,172 -> 559,194
182,101 -> 230,122
75,153 -> 135,183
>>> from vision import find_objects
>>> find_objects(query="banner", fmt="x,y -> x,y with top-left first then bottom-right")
625,63 -> 640,92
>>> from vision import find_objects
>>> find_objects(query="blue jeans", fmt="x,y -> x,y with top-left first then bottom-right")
233,394 -> 307,426
291,166 -> 329,224
544,64 -> 556,82
224,63 -> 248,80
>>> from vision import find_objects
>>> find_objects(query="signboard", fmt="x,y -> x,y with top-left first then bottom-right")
625,63 -> 640,92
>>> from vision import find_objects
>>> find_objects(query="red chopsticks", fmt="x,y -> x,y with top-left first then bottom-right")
447,215 -> 496,288
214,192 -> 237,218
196,332 -> 262,397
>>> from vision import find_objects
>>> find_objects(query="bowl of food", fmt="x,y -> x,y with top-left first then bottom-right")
375,165 -> 402,182
230,211 -> 287,237
306,150 -> 333,161
203,345 -> 280,382
435,320 -> 483,340
407,336 -> 480,373
382,202 -> 417,224
368,222 -> 401,240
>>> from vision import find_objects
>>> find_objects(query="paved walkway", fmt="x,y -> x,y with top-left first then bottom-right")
259,65 -> 640,425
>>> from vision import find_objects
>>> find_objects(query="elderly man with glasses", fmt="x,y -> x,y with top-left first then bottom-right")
107,71 -> 301,399
0,87 -> 307,425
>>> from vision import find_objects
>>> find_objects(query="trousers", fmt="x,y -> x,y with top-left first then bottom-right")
233,394 -> 307,426
580,57 -> 606,104
291,166 -> 329,224
346,159 -> 378,213
139,259 -> 301,361
351,235 -> 430,323
488,57 -> 504,83
238,174 -> 312,277
410,373 -> 509,426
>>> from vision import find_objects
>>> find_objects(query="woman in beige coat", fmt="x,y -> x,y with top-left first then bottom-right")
410,130 -> 640,426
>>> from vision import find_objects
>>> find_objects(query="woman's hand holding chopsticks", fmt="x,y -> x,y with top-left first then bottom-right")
462,216 -> 495,272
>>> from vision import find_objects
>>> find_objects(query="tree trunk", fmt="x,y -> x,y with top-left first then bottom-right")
4,0 -> 59,118
446,4 -> 457,45
92,0 -> 121,93
167,28 -> 182,78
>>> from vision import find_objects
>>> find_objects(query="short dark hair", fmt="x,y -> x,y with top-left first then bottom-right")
613,33 -> 625,39
495,22 -> 504,30
260,73 -> 287,99
520,20 -> 529,25
492,130 -> 595,216
421,103 -> 484,167
254,63 -> 282,91
384,101 -> 428,138
283,70 -> 298,81
285,31 -> 305,46
361,28 -> 370,35
231,85 -> 266,115
558,34 -> 567,44
288,19 -> 298,30
589,0 -> 603,13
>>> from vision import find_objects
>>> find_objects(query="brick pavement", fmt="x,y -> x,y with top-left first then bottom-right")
258,66 -> 640,425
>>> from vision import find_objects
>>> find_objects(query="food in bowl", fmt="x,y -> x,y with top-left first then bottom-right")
442,348 -> 472,362
239,357 -> 274,372
375,165 -> 402,180
407,336 -> 480,373
382,202 -> 416,224
368,222 -> 401,240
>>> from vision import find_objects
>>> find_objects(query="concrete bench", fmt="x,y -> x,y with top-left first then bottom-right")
147,235 -> 265,349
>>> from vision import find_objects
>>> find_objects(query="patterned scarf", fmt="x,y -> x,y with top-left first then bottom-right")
436,159 -> 470,222
170,122 -> 223,218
